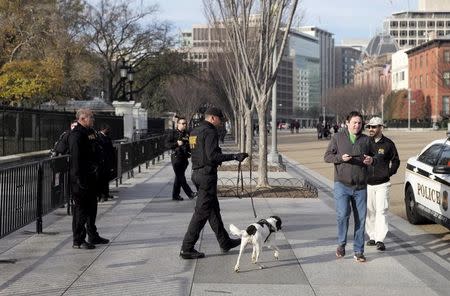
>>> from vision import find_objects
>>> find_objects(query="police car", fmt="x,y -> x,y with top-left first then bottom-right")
404,138 -> 450,229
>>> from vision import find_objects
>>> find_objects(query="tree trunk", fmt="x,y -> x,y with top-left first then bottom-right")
256,107 -> 269,188
240,114 -> 246,152
245,109 -> 253,156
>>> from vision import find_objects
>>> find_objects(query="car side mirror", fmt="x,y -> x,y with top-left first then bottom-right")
433,165 -> 450,174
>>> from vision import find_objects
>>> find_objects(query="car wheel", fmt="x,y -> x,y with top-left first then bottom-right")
405,185 -> 426,224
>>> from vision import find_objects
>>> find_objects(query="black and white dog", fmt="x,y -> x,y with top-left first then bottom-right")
229,216 -> 282,272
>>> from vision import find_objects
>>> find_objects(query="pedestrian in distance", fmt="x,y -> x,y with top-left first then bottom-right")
365,117 -> 400,252
166,117 -> 197,201
97,123 -> 115,202
179,106 -> 248,259
324,110 -> 376,263
69,108 -> 109,249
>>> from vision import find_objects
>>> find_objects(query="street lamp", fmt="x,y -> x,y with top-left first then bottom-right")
120,60 -> 128,101
127,66 -> 134,101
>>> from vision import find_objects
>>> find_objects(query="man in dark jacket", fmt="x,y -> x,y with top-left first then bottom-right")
324,110 -> 375,263
69,108 -> 109,249
166,117 -> 196,201
51,120 -> 77,156
365,117 -> 400,252
179,107 -> 248,259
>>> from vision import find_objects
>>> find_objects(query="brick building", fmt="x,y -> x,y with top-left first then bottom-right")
406,38 -> 450,123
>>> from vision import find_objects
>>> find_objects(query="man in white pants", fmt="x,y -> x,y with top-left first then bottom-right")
365,117 -> 400,251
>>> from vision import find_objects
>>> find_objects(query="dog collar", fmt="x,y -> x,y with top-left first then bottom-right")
257,219 -> 276,242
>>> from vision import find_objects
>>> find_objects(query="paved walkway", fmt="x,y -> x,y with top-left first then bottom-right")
1,153 -> 450,296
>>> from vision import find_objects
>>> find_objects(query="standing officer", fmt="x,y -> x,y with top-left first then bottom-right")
180,107 -> 248,259
365,117 -> 400,251
69,108 -> 109,249
166,117 -> 197,201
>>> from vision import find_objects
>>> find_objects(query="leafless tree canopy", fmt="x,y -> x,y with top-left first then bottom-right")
203,0 -> 299,187
82,0 -> 173,102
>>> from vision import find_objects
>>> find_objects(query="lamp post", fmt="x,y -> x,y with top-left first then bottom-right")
119,60 -> 128,101
127,65 -> 134,101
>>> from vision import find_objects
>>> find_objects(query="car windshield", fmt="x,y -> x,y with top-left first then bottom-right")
417,144 -> 444,166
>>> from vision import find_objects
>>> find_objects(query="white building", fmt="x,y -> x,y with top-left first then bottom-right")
384,0 -> 450,48
418,0 -> 450,11
391,48 -> 410,91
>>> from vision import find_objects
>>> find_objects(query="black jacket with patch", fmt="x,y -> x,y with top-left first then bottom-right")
367,135 -> 400,185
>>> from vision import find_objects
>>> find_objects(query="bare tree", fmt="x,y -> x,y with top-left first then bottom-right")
164,76 -> 209,123
205,0 -> 299,187
81,0 -> 173,102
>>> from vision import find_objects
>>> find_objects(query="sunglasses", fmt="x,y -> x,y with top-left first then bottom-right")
367,125 -> 380,129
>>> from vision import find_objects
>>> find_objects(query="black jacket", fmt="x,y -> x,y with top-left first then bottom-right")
324,129 -> 376,189
68,124 -> 102,193
189,121 -> 234,173
367,135 -> 400,185
165,129 -> 191,162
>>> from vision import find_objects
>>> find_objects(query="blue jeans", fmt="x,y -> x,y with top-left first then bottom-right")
334,181 -> 367,253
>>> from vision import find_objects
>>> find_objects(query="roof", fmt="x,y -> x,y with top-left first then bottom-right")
365,33 -> 399,57
405,37 -> 450,55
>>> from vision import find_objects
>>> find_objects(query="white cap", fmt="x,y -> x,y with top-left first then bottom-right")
366,117 -> 385,127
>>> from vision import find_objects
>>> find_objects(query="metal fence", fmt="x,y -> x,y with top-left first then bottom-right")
0,155 -> 70,239
0,106 -> 124,156
0,135 -> 167,239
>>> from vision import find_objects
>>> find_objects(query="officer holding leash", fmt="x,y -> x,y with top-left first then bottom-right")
166,117 -> 197,201
180,107 -> 248,259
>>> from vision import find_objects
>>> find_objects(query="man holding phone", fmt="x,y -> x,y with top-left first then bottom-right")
324,111 -> 375,263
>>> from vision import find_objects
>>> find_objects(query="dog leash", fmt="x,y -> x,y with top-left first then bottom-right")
248,154 -> 257,218
236,157 -> 257,218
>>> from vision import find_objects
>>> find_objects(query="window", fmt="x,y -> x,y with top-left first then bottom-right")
420,75 -> 423,88
426,74 -> 428,88
401,71 -> 405,81
444,71 -> 450,87
437,145 -> 450,167
443,96 -> 450,115
420,55 -> 423,67
445,50 -> 450,63
418,144 -> 444,166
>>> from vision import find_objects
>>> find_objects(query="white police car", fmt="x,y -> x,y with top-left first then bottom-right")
404,138 -> 450,228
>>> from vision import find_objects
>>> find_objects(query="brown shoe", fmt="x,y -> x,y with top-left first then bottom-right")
336,245 -> 345,258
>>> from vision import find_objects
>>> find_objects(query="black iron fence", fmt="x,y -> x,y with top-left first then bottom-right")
0,155 -> 70,239
0,106 -> 124,156
0,135 -> 167,239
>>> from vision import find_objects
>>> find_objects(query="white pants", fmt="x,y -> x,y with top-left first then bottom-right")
366,182 -> 391,243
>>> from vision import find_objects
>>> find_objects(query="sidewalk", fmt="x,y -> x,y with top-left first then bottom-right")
1,153 -> 450,296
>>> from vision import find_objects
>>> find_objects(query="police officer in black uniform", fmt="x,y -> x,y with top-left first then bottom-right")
69,108 -> 109,249
166,117 -> 197,201
180,107 -> 248,259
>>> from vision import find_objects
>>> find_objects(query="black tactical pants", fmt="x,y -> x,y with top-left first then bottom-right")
72,190 -> 99,244
172,158 -> 194,199
181,170 -> 231,251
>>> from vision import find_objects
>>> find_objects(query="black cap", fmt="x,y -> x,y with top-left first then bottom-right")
205,107 -> 224,120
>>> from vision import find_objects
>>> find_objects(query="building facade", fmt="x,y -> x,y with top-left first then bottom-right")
418,0 -> 450,11
299,27 -> 335,105
391,49 -> 410,91
384,0 -> 450,49
287,30 -> 320,113
406,38 -> 450,122
354,33 -> 398,93
334,46 -> 361,87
